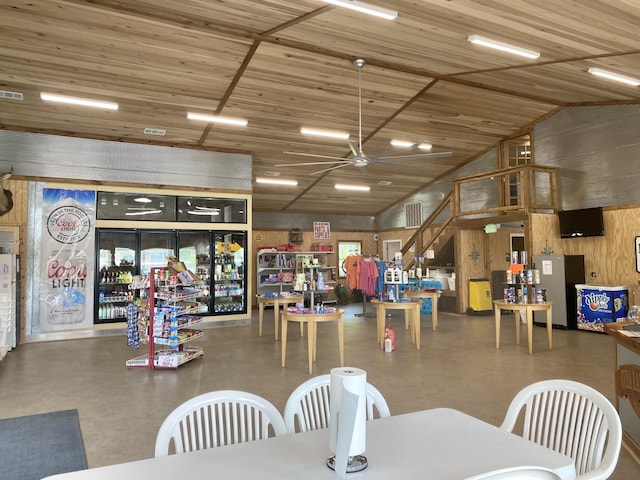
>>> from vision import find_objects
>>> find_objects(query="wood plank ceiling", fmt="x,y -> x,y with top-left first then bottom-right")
1,1 -> 639,216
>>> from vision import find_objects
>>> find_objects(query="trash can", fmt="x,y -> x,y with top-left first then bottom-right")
468,278 -> 492,315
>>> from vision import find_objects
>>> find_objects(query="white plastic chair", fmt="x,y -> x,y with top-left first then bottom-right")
283,374 -> 391,433
154,390 -> 287,457
500,379 -> 622,480
464,465 -> 562,479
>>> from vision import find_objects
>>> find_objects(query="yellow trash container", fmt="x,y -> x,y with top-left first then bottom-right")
468,278 -> 492,314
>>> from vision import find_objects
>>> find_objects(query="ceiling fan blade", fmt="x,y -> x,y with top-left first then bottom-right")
348,140 -> 358,157
310,163 -> 353,175
275,160 -> 350,167
375,151 -> 453,161
284,151 -> 349,161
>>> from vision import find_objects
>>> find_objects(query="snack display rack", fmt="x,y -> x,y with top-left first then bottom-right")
126,266 -> 207,369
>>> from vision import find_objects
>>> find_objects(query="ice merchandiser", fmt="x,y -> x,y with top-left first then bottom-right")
212,231 -> 247,314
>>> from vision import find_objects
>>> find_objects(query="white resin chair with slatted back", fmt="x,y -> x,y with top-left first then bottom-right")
463,465 -> 562,479
154,390 -> 287,457
499,379 -> 622,480
283,374 -> 391,433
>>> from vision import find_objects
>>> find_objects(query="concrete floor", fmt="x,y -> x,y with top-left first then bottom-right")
1,304 -> 639,478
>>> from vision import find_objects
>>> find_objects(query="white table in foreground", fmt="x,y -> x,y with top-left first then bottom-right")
43,408 -> 576,480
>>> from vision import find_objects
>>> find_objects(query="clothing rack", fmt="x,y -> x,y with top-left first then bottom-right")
346,254 -> 380,318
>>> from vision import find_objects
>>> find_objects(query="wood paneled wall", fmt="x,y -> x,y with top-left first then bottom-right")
531,209 -> 640,304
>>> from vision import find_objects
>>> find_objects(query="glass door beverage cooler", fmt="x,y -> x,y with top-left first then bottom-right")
96,229 -> 137,324
95,229 -> 247,323
212,231 -> 246,314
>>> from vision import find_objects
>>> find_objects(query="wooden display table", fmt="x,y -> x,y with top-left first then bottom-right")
401,290 -> 441,330
370,299 -> 423,350
603,321 -> 640,462
281,309 -> 344,374
493,300 -> 553,355
257,294 -> 304,340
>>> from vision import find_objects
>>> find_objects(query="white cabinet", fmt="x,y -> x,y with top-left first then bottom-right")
126,267 -> 207,369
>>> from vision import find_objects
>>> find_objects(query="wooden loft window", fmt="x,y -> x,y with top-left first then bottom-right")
500,134 -> 532,206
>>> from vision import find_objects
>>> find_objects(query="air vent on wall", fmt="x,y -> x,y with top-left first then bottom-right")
0,90 -> 24,100
405,201 -> 423,229
143,128 -> 166,136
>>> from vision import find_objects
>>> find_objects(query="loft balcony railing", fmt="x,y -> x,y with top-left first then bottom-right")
401,165 -> 558,266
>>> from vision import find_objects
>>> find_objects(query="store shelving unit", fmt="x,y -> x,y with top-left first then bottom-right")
295,252 -> 337,305
126,267 -> 207,369
256,251 -> 296,298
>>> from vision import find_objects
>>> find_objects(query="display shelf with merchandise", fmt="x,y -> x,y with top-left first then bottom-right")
126,266 -> 207,369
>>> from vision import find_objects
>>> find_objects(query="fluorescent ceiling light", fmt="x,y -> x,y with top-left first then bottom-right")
300,127 -> 350,140
417,143 -> 433,151
587,67 -> 640,86
335,183 -> 370,192
322,0 -> 397,20
187,112 -> 248,126
40,93 -> 118,110
390,140 -> 415,148
256,177 -> 298,186
467,35 -> 540,59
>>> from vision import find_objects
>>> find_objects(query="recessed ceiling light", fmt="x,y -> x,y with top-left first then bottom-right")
187,112 -> 248,126
467,35 -> 540,59
335,184 -> 370,192
40,93 -> 119,110
300,127 -> 350,140
587,68 -> 640,86
256,177 -> 298,186
322,0 -> 398,20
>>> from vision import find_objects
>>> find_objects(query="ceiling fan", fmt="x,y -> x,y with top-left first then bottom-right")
275,59 -> 453,175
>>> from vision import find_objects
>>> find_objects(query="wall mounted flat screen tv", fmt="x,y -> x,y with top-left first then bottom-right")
558,207 -> 605,238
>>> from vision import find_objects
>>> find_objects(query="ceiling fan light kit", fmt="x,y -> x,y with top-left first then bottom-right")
186,112 -> 248,126
322,0 -> 398,20
467,35 -> 540,59
587,67 -> 640,86
40,92 -> 118,110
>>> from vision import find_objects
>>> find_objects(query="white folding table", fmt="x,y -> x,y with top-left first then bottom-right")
43,408 -> 576,480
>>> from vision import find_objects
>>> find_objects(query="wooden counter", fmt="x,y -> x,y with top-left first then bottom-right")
603,322 -> 640,463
